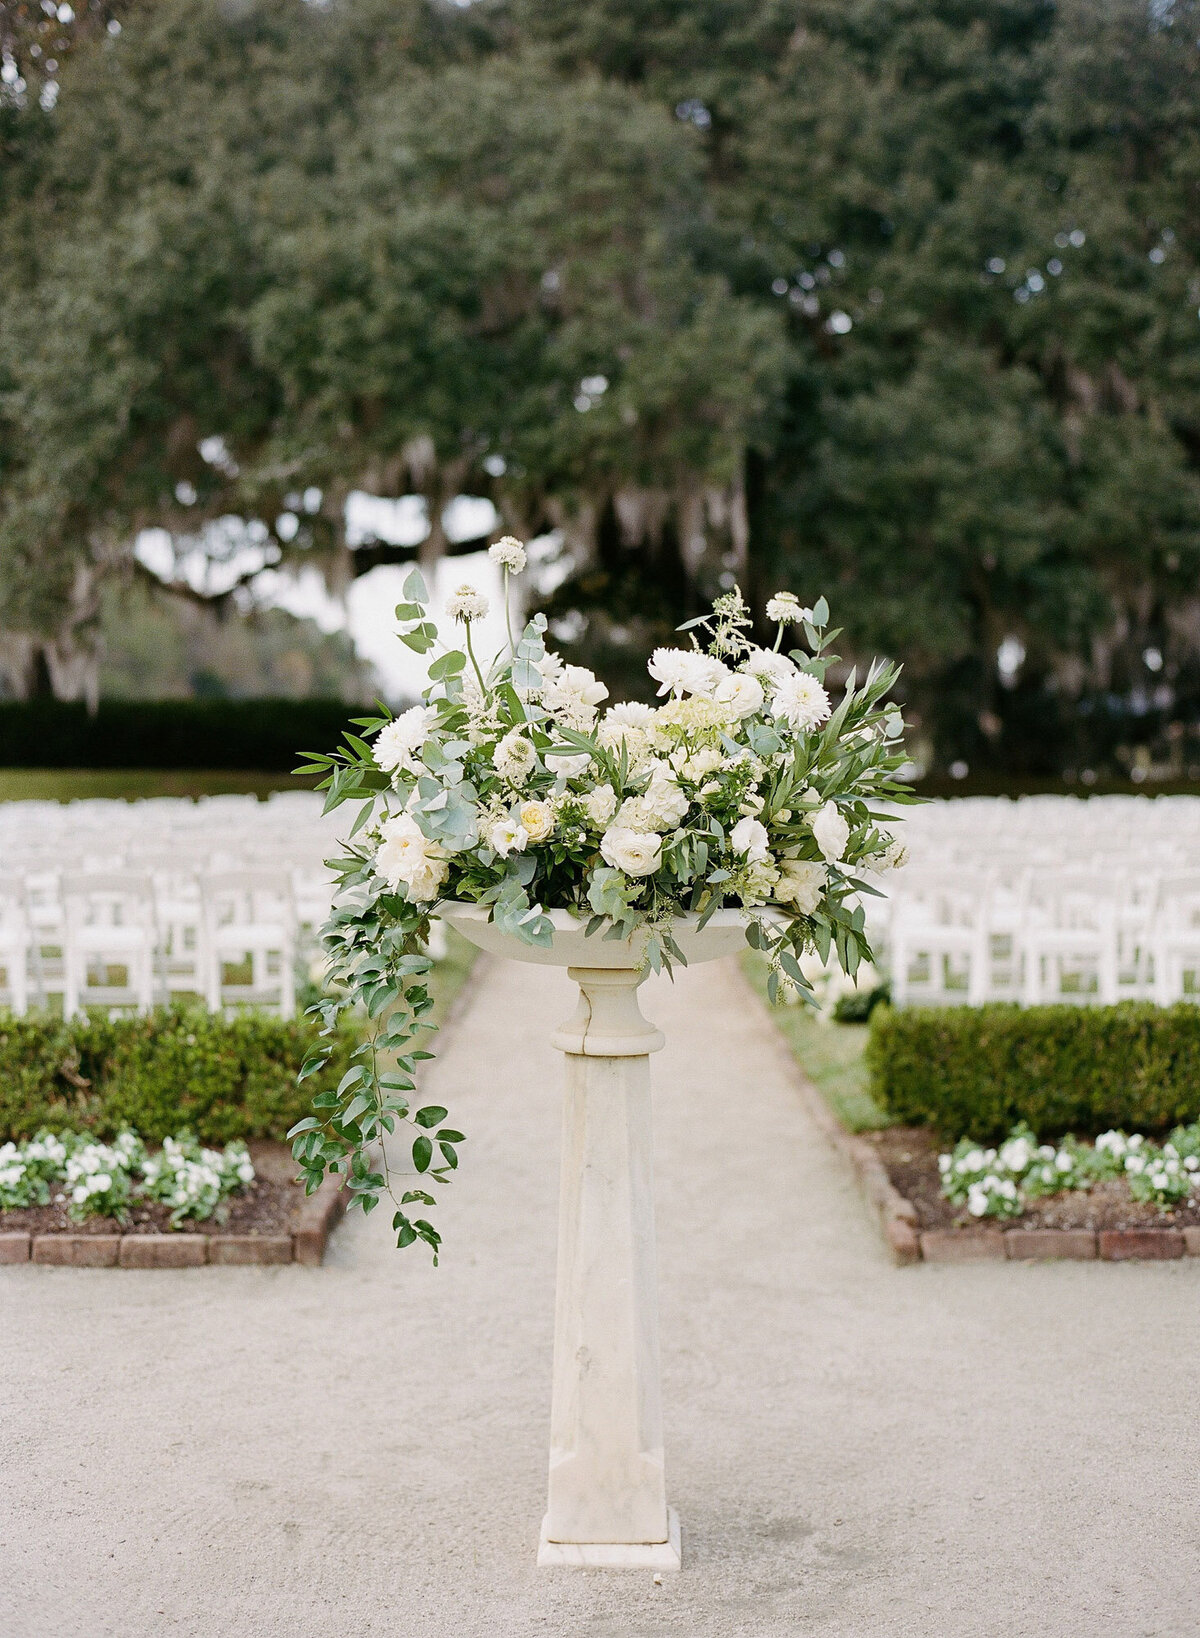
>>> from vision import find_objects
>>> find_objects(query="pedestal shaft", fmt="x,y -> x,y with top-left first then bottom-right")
543,966 -> 674,1557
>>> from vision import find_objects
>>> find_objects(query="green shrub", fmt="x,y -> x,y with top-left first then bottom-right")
867,1002 -> 1200,1142
0,1006 -> 358,1144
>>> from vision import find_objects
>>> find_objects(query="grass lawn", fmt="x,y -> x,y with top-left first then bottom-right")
742,952 -> 889,1132
0,769 -> 319,803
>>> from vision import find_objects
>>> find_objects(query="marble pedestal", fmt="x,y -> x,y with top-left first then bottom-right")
438,904 -> 747,1569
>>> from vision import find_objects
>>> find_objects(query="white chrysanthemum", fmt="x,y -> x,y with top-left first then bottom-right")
647,647 -> 728,699
375,813 -> 450,902
583,784 -> 618,827
774,858 -> 826,914
730,815 -> 771,864
446,583 -> 489,623
714,671 -> 765,720
488,535 -> 527,573
374,705 -> 436,775
810,801 -> 850,864
770,670 -> 831,731
605,700 -> 657,729
493,728 -> 537,784
743,647 -> 794,687
600,827 -> 662,877
766,592 -> 811,625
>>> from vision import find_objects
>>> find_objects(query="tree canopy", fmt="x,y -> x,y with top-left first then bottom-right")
2,0 -> 1200,775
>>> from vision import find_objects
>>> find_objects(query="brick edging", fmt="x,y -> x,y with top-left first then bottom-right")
738,965 -> 1200,1268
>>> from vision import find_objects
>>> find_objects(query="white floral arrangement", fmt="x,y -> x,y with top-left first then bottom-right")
292,541 -> 911,1257
940,1122 -> 1200,1219
0,1129 -> 255,1225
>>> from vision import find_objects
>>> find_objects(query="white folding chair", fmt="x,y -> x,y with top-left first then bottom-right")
888,868 -> 994,1006
0,875 -> 31,1015
1020,872 -> 1119,1006
1151,873 -> 1200,1006
61,872 -> 156,1017
201,870 -> 296,1017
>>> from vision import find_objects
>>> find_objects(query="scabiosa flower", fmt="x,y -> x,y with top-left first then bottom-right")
446,583 -> 489,623
766,591 -> 811,625
488,535 -> 527,573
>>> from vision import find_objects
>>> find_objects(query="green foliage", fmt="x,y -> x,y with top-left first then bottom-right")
0,1006 -> 358,1144
868,1001 -> 1200,1143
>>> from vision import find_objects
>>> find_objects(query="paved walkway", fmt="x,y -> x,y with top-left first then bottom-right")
3,957 -> 1200,1638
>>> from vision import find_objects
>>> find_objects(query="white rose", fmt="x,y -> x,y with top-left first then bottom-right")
774,858 -> 826,914
599,827 -> 662,877
714,671 -> 765,719
490,815 -> 530,858
375,813 -> 450,902
373,705 -> 436,775
770,670 -> 832,731
810,801 -> 850,863
493,728 -> 537,784
583,784 -> 618,826
518,799 -> 555,843
730,815 -> 771,864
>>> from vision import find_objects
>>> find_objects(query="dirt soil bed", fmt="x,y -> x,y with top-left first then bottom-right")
866,1126 -> 1200,1233
0,1141 -> 305,1239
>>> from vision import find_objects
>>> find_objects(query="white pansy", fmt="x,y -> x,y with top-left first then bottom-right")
600,827 -> 662,876
493,728 -> 537,784
446,583 -> 490,623
374,705 -> 436,775
375,813 -> 451,902
488,535 -> 527,573
518,799 -> 555,843
714,671 -> 765,719
490,815 -> 529,858
583,784 -> 618,826
730,815 -> 771,863
647,647 -> 728,698
810,801 -> 850,863
770,670 -> 831,731
766,591 -> 811,625
774,858 -> 826,913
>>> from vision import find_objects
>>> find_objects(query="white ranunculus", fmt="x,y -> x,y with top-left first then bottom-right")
770,670 -> 832,731
375,813 -> 450,902
583,783 -> 618,826
714,671 -> 765,720
730,815 -> 771,864
600,826 -> 662,877
774,858 -> 826,914
647,647 -> 728,699
490,815 -> 529,858
810,801 -> 850,863
373,705 -> 436,775
545,750 -> 592,780
488,535 -> 527,573
605,700 -> 657,729
493,728 -> 536,784
518,799 -> 555,843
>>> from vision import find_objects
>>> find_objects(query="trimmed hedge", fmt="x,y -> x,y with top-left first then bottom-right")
0,1006 -> 357,1144
0,698 -> 359,770
866,1002 -> 1200,1143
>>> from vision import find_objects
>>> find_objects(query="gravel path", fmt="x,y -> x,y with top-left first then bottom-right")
3,956 -> 1200,1638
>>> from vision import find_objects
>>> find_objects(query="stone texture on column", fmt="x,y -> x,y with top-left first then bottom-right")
539,965 -> 681,1569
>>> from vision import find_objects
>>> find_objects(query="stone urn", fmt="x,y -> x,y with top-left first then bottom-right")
438,902 -> 748,1570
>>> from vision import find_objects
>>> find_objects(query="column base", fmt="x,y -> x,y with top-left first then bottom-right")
537,1508 -> 682,1570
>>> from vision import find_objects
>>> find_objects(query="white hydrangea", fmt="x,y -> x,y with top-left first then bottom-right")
770,670 -> 831,731
488,535 -> 527,573
374,705 -> 436,775
375,813 -> 450,902
446,583 -> 489,623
